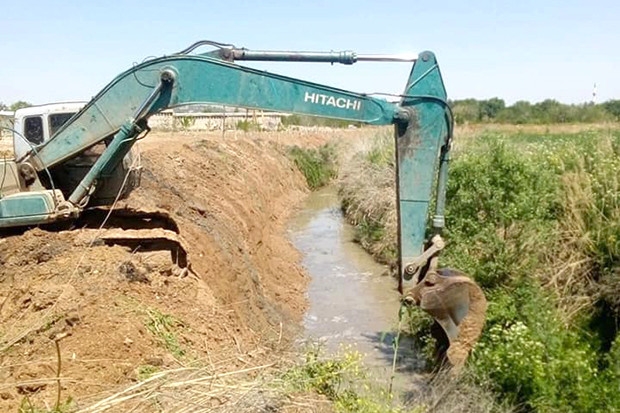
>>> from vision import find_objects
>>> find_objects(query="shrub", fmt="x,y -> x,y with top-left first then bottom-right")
442,136 -> 560,289
337,129 -> 620,412
470,283 -> 614,412
287,143 -> 338,189
442,133 -> 620,411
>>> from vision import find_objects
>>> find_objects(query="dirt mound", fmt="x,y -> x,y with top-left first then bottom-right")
0,132 -> 312,410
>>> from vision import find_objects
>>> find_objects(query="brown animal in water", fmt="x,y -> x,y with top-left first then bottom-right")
404,268 -> 487,370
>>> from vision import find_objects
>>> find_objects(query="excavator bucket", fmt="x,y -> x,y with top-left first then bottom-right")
390,53 -> 487,368
404,268 -> 487,369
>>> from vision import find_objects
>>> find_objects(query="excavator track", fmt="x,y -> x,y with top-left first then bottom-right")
73,207 -> 190,271
75,207 -> 180,232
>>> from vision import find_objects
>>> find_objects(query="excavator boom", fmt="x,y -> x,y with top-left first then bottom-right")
26,53 -> 402,169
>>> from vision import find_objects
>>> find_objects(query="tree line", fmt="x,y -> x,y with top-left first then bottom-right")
3,98 -> 620,125
0,101 -> 32,112
450,98 -> 620,124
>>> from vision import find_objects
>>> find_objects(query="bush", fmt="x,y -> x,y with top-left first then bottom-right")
287,143 -> 338,189
442,136 -> 560,289
337,129 -> 620,412
443,133 -> 620,411
470,284 -> 616,412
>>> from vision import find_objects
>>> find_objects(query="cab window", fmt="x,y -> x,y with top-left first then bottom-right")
49,112 -> 76,137
24,116 -> 44,144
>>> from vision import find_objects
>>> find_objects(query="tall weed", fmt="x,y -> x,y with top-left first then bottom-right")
337,132 -> 397,264
288,143 -> 338,189
338,129 -> 620,412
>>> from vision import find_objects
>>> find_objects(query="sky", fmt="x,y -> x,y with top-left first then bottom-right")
1,0 -> 618,106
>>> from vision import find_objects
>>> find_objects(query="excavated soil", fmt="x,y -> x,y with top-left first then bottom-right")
0,130 -> 357,411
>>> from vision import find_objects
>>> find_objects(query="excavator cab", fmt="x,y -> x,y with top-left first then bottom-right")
12,103 -> 142,209
13,102 -> 87,158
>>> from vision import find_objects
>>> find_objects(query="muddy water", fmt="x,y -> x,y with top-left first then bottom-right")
288,186 -> 425,396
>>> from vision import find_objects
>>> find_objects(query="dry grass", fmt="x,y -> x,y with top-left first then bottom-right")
412,369 -> 514,413
542,133 -> 620,321
454,122 -> 620,137
72,346 -> 513,413
543,170 -> 600,322
70,346 -> 332,413
336,131 -> 398,265
452,122 -> 620,152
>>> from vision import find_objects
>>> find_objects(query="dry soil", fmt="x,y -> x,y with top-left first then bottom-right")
0,129 -> 364,411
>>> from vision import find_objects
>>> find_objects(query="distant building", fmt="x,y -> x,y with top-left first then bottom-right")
149,109 -> 288,131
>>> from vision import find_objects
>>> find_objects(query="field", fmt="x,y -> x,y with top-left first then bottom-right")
337,122 -> 620,412
1,122 -> 619,412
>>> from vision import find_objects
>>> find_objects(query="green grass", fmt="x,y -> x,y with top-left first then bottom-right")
136,364 -> 161,380
337,128 -> 620,412
236,119 -> 261,132
445,131 -> 620,411
17,397 -> 74,413
280,345 -> 401,412
145,308 -> 186,359
280,344 -> 509,413
287,143 -> 338,189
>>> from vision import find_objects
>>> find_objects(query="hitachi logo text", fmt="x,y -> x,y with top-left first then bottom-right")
304,92 -> 362,111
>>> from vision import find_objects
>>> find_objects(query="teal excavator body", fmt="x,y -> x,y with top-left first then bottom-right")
0,40 -> 452,290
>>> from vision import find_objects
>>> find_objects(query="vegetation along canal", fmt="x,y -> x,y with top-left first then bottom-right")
288,186 -> 425,396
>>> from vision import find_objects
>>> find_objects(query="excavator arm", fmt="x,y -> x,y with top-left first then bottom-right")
2,41 -> 485,365
19,41 -> 452,285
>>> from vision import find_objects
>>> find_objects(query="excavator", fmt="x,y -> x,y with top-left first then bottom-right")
0,40 -> 486,368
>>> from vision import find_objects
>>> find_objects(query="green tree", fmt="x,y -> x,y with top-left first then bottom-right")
450,99 -> 481,124
0,102 -> 7,111
479,98 -> 505,121
576,103 -> 610,123
603,100 -> 620,121
9,101 -> 32,111
497,100 -> 532,124
532,99 -> 570,123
